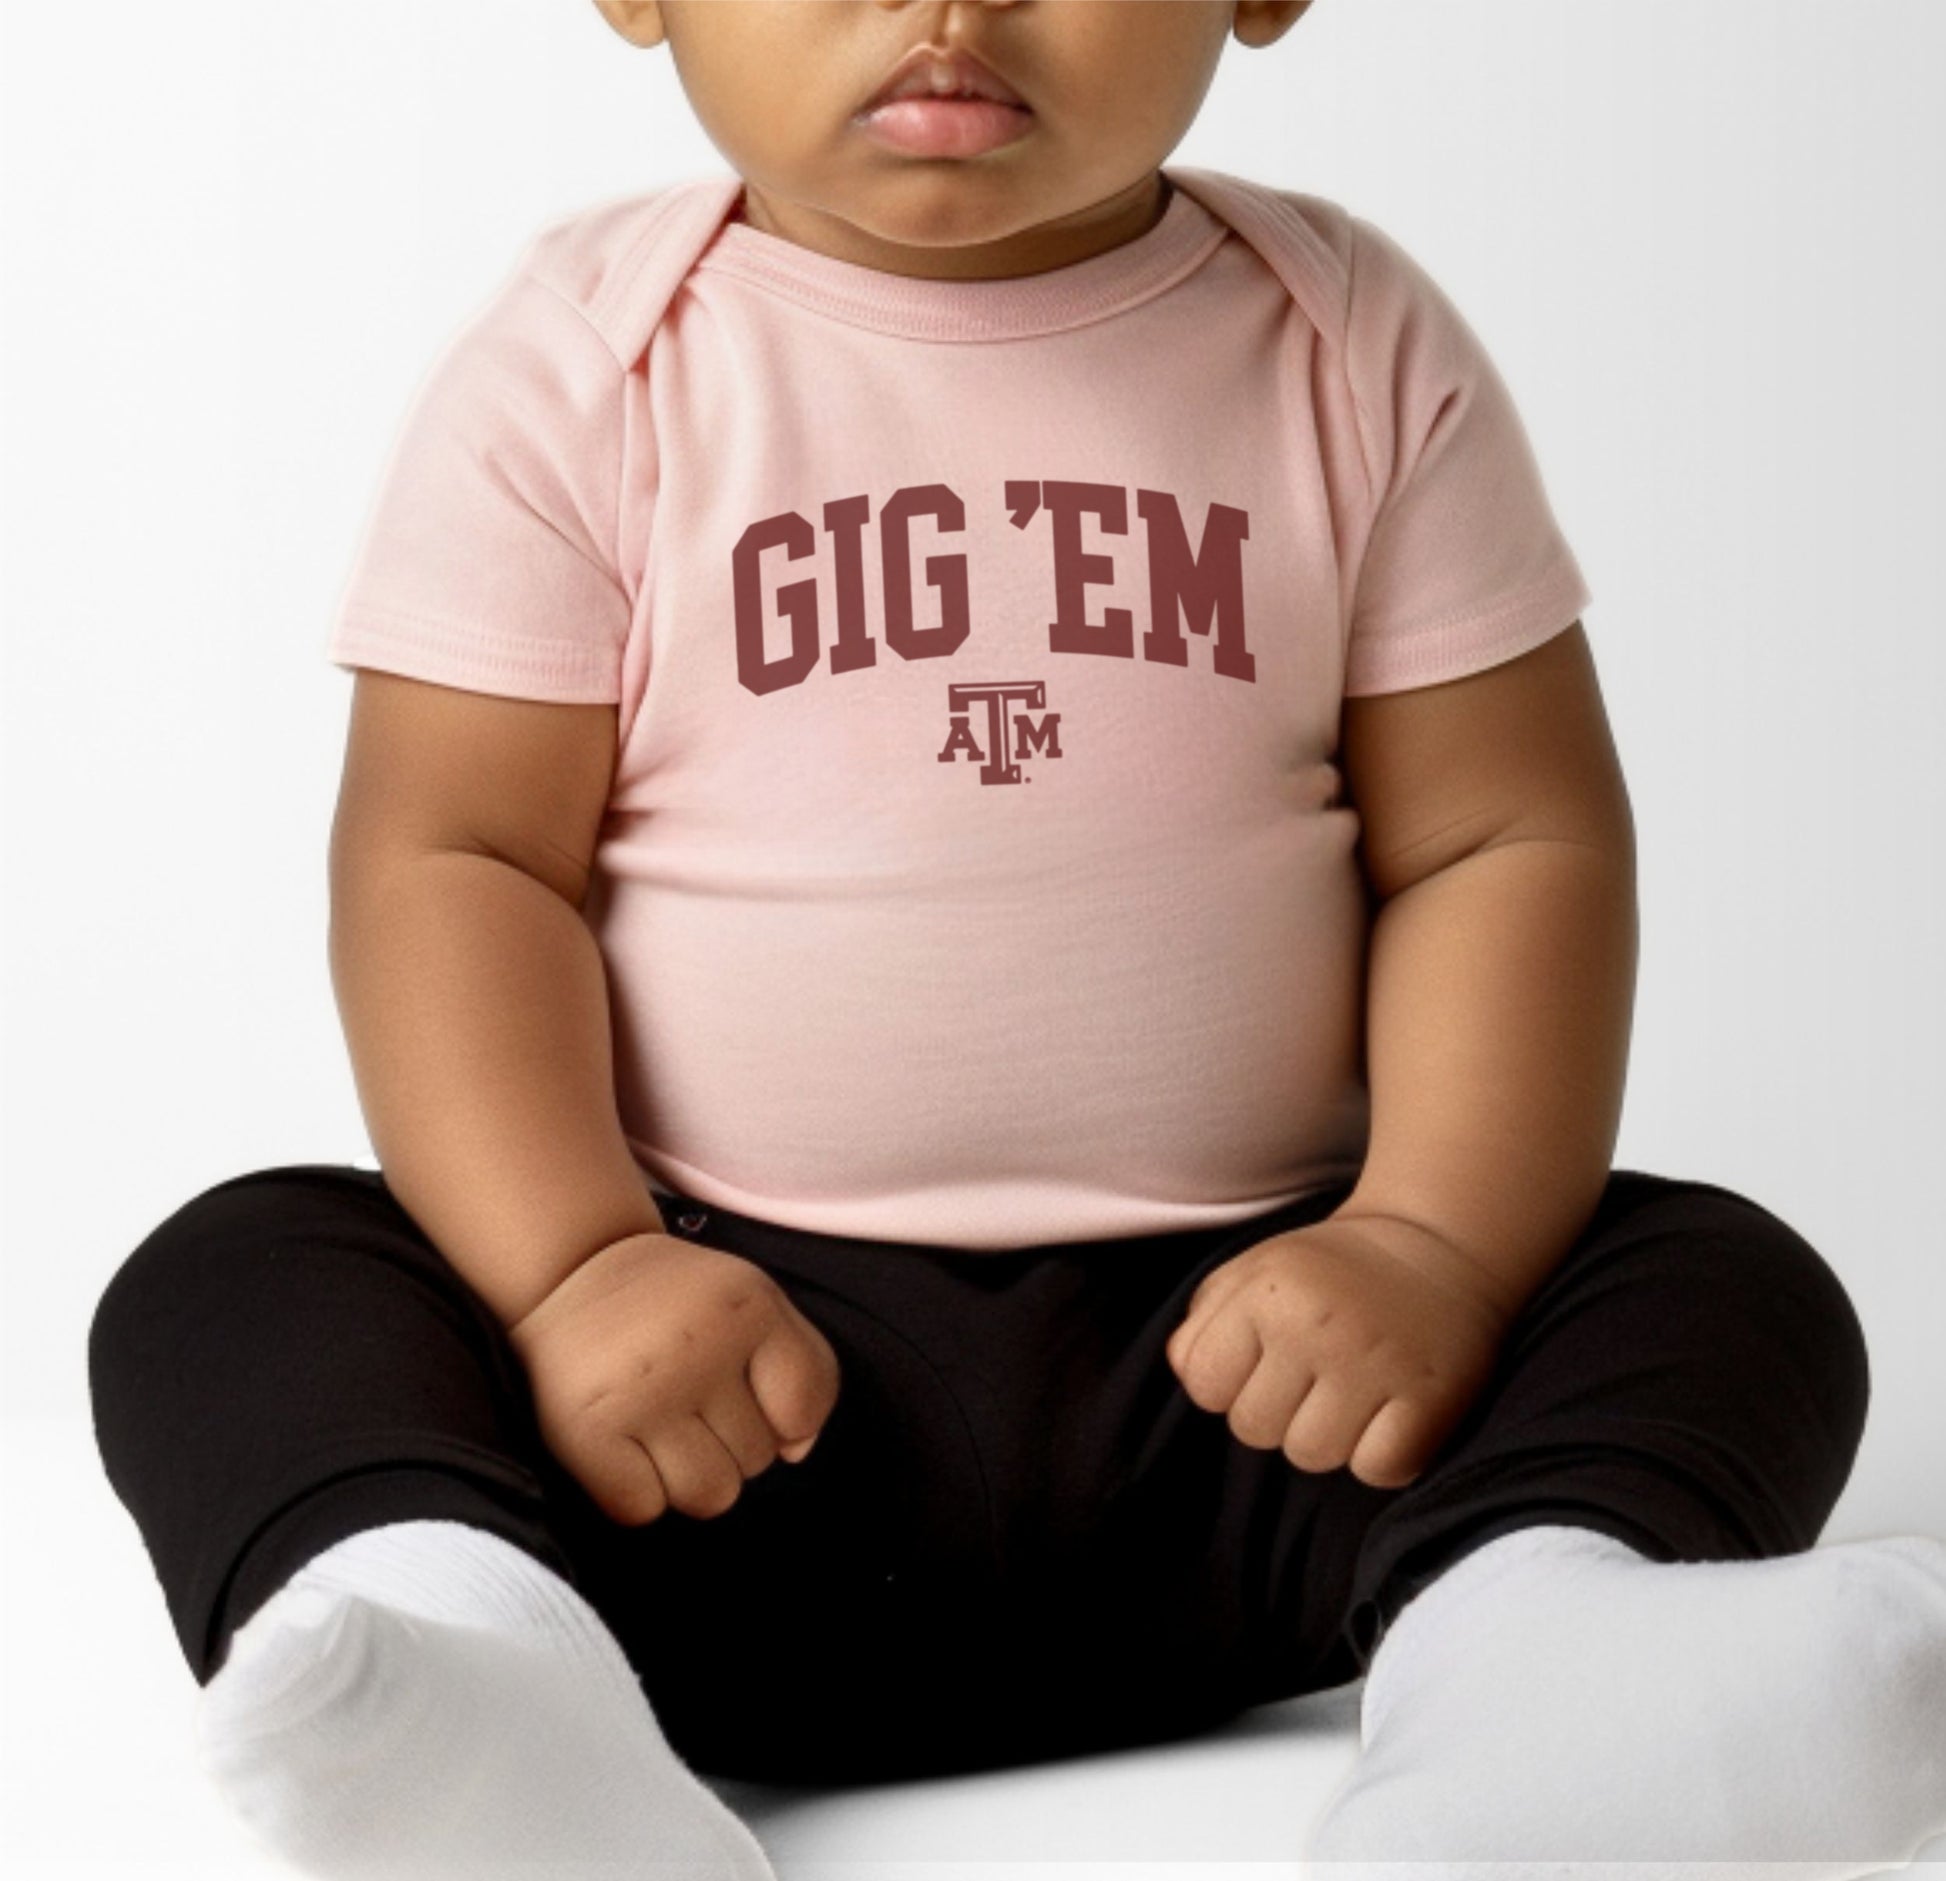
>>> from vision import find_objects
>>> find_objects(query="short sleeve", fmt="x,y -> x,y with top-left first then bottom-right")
323,265 -> 632,703
1342,214 -> 1591,696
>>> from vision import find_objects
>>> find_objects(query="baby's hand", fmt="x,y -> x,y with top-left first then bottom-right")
506,1232 -> 842,1526
1163,1214 -> 1513,1490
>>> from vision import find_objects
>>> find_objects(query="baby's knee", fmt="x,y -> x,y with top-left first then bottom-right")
88,1165 -> 335,1415
1624,1175 -> 1872,1440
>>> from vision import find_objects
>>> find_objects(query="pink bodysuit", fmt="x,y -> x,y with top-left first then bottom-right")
325,167 -> 1592,1248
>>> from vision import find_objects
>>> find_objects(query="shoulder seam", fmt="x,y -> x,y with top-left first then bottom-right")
517,261 -> 627,368
1340,213 -> 1380,522
515,264 -> 633,623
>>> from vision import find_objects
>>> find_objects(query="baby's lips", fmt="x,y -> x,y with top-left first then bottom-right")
858,42 -> 1029,115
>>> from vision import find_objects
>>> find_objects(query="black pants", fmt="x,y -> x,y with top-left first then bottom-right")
88,1162 -> 1869,1787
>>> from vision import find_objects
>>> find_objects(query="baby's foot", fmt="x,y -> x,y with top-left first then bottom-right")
1302,1523 -> 1946,1879
197,1518 -> 776,1880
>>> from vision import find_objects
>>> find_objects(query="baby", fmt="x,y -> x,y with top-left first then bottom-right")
88,1 -> 1946,1875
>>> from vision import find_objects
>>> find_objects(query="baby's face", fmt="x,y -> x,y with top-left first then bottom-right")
594,0 -> 1311,278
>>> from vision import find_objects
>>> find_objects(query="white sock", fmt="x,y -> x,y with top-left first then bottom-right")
1302,1521 -> 1946,1877
195,1517 -> 777,1880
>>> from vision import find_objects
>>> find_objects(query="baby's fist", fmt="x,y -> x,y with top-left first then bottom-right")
508,1232 -> 842,1526
1164,1215 -> 1510,1490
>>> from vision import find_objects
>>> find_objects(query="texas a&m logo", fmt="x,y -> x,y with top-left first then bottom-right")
936,680 -> 1057,787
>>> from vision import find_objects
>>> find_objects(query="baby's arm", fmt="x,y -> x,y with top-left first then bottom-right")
328,668 -> 841,1518
327,668 -> 667,1332
1330,619 -> 1638,1319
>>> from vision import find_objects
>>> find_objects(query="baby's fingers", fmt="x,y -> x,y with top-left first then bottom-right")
643,1414 -> 746,1522
1345,1396 -> 1435,1491
1183,1256 -> 1251,1328
747,1295 -> 842,1456
700,1378 -> 784,1479
1280,1374 -> 1385,1476
1172,1306 -> 1262,1416
1226,1341 -> 1316,1451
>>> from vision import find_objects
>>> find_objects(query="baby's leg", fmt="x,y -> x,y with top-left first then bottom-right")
1302,1170 -> 1946,1873
88,1164 -> 775,1879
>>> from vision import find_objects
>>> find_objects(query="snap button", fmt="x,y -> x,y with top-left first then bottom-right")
676,1210 -> 708,1234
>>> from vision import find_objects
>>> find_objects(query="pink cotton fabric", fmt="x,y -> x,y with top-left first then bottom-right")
324,168 -> 1592,1248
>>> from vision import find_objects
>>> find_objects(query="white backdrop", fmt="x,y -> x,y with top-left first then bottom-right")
5,0 -> 1946,1869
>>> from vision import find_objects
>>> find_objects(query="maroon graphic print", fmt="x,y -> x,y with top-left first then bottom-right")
936,680 -> 1057,787
731,480 -> 1256,704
